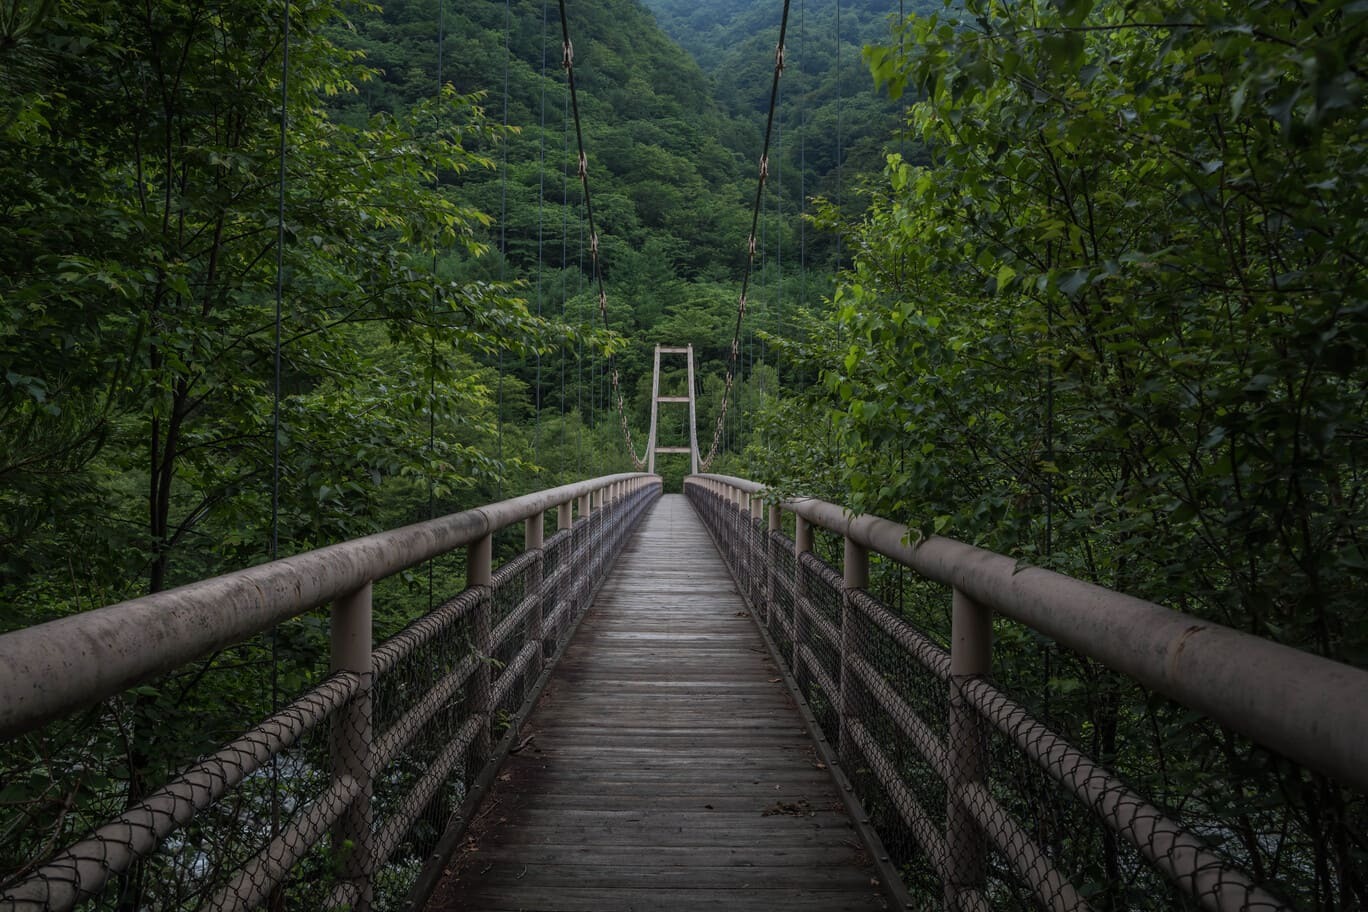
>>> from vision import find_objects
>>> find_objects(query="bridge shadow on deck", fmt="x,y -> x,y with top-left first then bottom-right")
427,494 -> 887,912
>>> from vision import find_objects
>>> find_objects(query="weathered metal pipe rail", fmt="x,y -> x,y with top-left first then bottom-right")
0,474 -> 661,911
687,473 -> 1368,912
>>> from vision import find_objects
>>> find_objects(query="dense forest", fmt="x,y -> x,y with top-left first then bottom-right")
2,0 -> 1366,907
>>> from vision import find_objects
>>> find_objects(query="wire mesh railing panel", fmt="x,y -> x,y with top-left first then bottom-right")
846,588 -> 949,901
368,588 -> 482,907
977,696 -> 1165,912
766,530 -> 796,667
542,528 -> 572,649
742,516 -> 767,608
0,671 -> 358,912
795,552 -> 844,742
490,552 -> 537,718
490,550 -> 535,628
372,590 -> 481,737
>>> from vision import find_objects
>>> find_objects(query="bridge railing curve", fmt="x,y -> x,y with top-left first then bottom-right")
686,473 -> 1368,912
0,473 -> 661,911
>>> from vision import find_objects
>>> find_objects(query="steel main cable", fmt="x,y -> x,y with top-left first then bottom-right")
535,0 -> 550,469
428,0 -> 446,610
497,0 -> 512,496
555,0 -> 648,470
268,0 -> 291,844
698,0 -> 793,472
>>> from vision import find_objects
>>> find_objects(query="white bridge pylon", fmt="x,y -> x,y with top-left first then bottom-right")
646,344 -> 700,475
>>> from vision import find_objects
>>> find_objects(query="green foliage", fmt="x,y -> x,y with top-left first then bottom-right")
844,0 -> 1367,658
771,0 -> 1368,904
0,0 -> 576,614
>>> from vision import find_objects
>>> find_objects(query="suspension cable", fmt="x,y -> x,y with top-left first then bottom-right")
774,73 -> 782,399
496,0 -> 511,494
535,0 -> 550,468
556,0 -> 648,470
268,0 -> 291,843
561,64 -> 571,477
698,0 -> 793,472
834,0 -> 842,268
799,0 -> 807,314
428,0 -> 446,610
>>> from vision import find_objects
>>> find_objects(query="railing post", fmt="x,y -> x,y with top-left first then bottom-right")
558,501 -> 572,531
793,515 -> 813,695
947,588 -> 991,907
330,581 -> 374,911
578,492 -> 590,518
468,534 -> 493,765
526,513 -> 546,671
840,537 -> 867,771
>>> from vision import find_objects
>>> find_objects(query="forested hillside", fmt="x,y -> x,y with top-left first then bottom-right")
320,0 -> 782,493
642,0 -> 925,241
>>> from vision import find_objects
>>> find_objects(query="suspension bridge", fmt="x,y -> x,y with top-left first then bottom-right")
2,472 -> 1365,911
2,1 -> 1366,911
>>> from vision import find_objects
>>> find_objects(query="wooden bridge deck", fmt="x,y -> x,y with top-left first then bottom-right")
427,494 -> 887,912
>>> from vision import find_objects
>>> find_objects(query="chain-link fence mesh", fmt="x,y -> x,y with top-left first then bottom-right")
0,668 -> 357,912
685,481 -> 1357,912
1,479 -> 660,911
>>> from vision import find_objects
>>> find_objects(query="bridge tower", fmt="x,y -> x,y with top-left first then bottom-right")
646,344 -> 699,474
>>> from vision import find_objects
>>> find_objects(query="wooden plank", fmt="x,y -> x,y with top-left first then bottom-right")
445,886 -> 883,912
463,843 -> 865,866
462,863 -> 873,887
425,494 -> 887,912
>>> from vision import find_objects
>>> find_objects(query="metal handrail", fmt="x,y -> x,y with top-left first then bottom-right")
0,473 -> 655,739
688,473 -> 1368,795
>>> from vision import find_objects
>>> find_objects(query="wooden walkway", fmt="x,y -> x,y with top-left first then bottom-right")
427,494 -> 887,912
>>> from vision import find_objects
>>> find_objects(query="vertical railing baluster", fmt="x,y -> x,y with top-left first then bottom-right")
330,581 -> 374,911
947,588 -> 991,906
